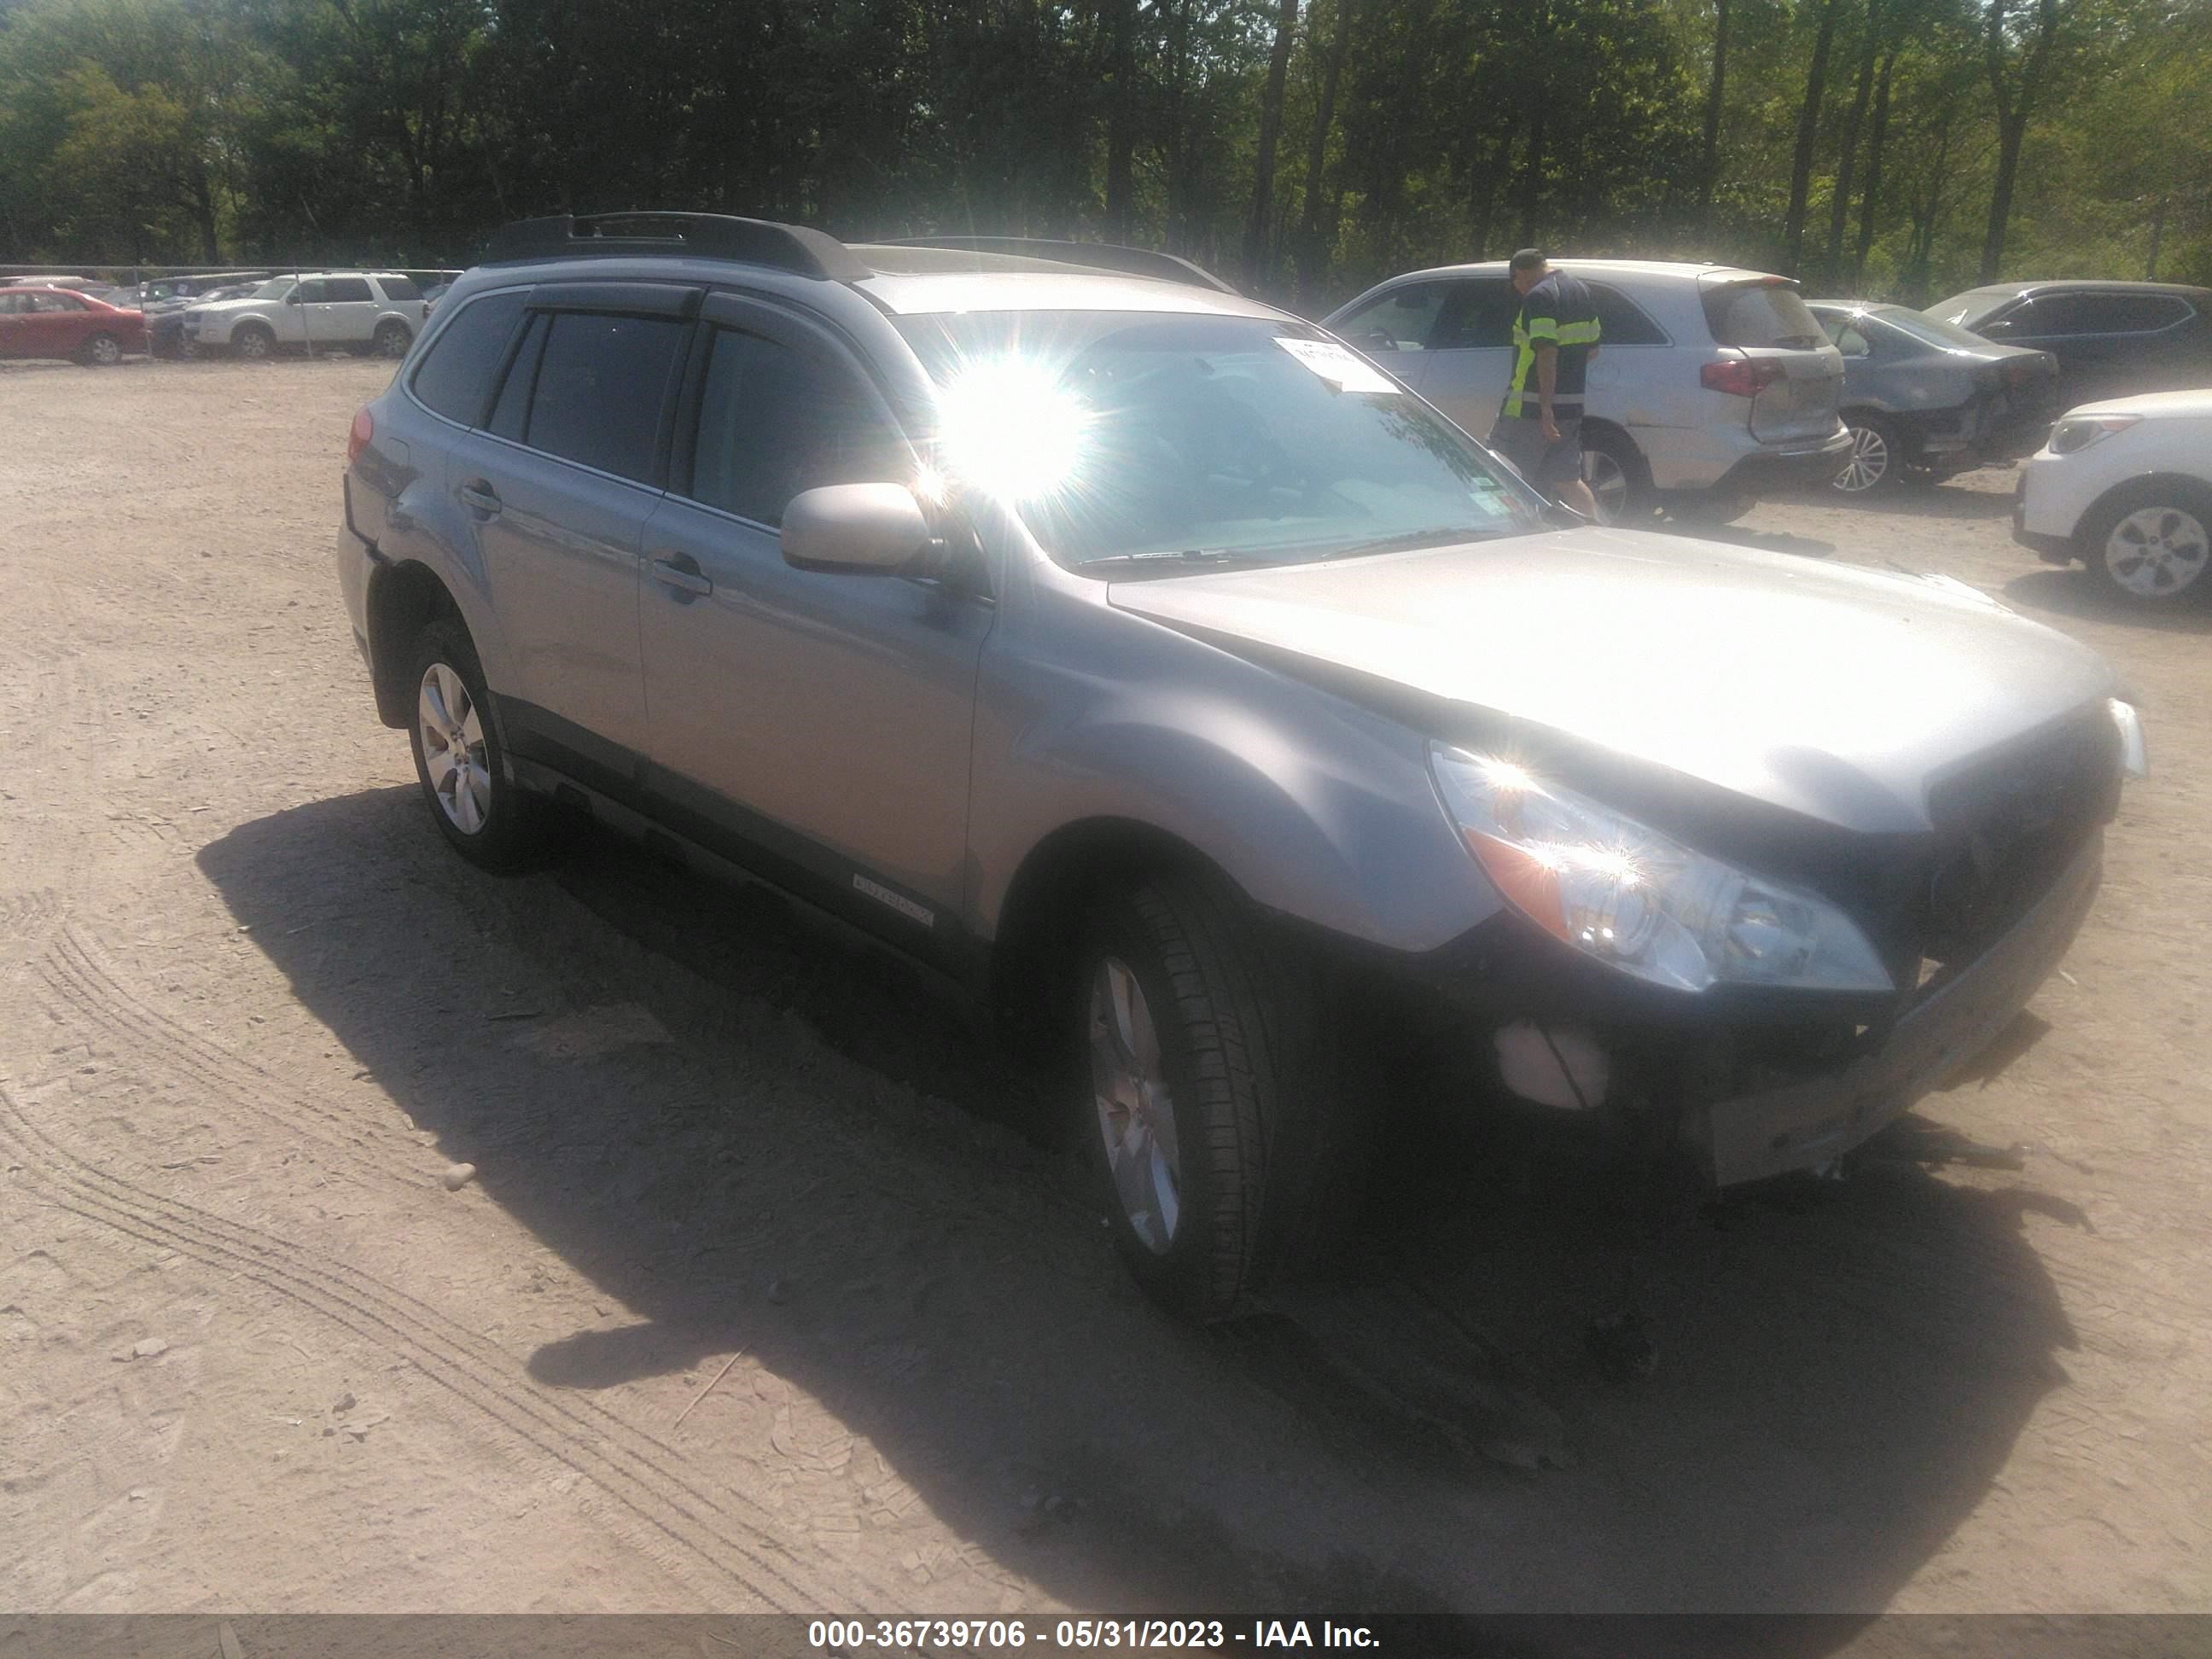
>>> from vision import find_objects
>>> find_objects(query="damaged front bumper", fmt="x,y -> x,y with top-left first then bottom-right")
1686,832 -> 2100,1185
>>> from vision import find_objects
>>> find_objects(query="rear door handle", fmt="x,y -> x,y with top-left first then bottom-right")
458,480 -> 502,517
651,554 -> 713,597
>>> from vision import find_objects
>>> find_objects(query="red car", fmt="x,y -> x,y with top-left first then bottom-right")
0,285 -> 148,365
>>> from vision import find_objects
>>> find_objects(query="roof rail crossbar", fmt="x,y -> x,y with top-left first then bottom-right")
880,236 -> 1240,295
484,212 -> 869,282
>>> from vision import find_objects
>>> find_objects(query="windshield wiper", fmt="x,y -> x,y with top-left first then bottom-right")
1079,548 -> 1277,578
1316,524 -> 1526,561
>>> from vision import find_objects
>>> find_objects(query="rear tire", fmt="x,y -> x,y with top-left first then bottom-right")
405,617 -> 545,872
374,319 -> 412,358
1579,427 -> 1653,524
1074,873 -> 1359,1322
2080,481 -> 2212,607
232,323 -> 276,362
1833,412 -> 1905,495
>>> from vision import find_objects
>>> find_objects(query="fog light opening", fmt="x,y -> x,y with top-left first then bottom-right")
1494,1022 -> 1611,1112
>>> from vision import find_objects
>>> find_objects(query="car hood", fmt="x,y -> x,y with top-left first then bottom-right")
2063,388 -> 2212,421
1105,527 -> 2118,834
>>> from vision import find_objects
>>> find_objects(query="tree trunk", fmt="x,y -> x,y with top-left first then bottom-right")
1979,108 -> 2029,282
1784,0 -> 1842,274
1294,0 -> 1354,307
2145,194 -> 2167,281
1516,105 -> 1546,247
1825,0 -> 1879,286
1243,0 -> 1300,288
1853,48 -> 1894,286
1103,0 -> 1136,239
1699,0 -> 1730,216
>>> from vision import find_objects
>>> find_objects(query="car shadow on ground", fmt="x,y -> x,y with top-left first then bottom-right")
2001,568 -> 2212,636
199,789 -> 2085,1629
1785,480 -> 2021,521
1654,520 -> 1837,558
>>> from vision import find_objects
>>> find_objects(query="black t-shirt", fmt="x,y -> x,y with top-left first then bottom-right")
1504,271 -> 1601,417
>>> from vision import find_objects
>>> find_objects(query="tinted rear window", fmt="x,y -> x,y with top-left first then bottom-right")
378,276 -> 422,301
1703,282 -> 1825,348
410,290 -> 527,426
1871,306 -> 1993,350
1925,288 -> 2021,330
323,278 -> 375,303
1589,282 -> 1668,346
523,312 -> 689,484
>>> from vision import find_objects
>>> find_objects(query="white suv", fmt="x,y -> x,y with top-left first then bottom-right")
189,271 -> 427,361
1324,260 -> 1851,524
2013,390 -> 2212,605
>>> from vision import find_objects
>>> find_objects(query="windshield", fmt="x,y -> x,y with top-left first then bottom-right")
1924,288 -> 2019,330
892,311 -> 1545,573
252,277 -> 294,300
1871,306 -> 2000,352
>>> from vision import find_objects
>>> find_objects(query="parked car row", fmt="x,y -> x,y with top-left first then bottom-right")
1322,262 -> 2211,525
0,270 -> 438,364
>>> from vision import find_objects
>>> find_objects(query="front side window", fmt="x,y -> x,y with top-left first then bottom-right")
411,289 -> 527,426
252,278 -> 295,301
1333,282 -> 1450,353
324,277 -> 375,304
895,311 -> 1545,574
294,280 -> 329,304
686,327 -> 908,526
1430,279 -> 1519,351
522,311 -> 689,484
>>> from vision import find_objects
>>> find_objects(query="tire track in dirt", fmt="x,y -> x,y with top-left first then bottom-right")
37,923 -> 422,1175
11,923 -> 914,1610
0,1078 -> 893,1614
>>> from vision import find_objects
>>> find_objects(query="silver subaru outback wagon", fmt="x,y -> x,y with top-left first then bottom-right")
337,212 -> 2142,1321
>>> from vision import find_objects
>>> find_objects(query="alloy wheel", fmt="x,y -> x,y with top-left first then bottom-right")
1088,956 -> 1182,1254
88,335 -> 121,366
1580,449 -> 1629,524
2105,507 -> 2210,599
375,322 -> 410,358
1835,423 -> 1890,492
416,661 -> 492,835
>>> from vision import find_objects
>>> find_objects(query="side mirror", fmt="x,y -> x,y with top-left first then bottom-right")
782,482 -> 934,574
285,293 -> 303,306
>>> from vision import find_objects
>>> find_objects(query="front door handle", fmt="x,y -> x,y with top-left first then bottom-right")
458,480 -> 502,517
651,555 -> 713,597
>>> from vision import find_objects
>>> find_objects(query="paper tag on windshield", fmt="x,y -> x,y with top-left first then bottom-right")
1274,336 -> 1399,395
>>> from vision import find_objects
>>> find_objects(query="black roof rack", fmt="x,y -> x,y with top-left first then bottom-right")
483,212 -> 869,282
878,236 -> 1240,295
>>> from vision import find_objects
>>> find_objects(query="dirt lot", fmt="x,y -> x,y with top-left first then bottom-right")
2,357 -> 2207,1627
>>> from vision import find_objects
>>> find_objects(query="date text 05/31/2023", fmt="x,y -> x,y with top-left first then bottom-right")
806,1618 -> 1382,1650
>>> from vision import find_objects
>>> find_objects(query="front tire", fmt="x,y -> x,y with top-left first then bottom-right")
405,618 -> 544,871
2081,482 -> 2212,606
232,323 -> 276,362
79,333 -> 122,367
1075,874 -> 1352,1322
1833,412 -> 1904,495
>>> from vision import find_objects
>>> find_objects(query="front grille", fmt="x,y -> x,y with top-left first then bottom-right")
1917,709 -> 2117,971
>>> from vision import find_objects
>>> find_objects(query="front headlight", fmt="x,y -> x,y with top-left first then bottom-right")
1431,744 -> 1894,994
2049,414 -> 2141,455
